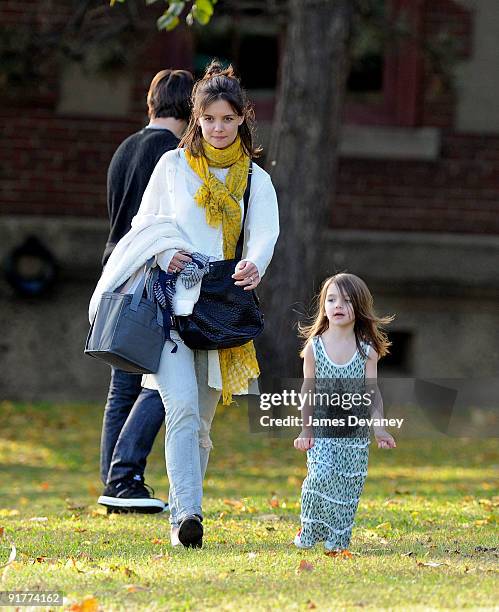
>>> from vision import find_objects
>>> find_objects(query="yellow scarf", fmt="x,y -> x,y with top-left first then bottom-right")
185,136 -> 260,405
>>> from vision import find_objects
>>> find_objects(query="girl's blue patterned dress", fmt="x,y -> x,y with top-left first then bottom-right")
297,336 -> 371,551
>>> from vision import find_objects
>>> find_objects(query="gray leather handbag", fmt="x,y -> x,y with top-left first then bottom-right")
84,258 -> 164,373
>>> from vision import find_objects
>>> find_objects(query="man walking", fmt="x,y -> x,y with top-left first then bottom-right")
97,69 -> 194,513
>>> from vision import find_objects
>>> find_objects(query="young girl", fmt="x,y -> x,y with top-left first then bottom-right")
293,273 -> 396,552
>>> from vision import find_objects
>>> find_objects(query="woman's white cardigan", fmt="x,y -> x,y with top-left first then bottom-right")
89,148 -> 279,391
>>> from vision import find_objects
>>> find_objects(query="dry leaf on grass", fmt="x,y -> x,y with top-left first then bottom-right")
417,561 -> 447,568
124,584 -> 149,592
269,496 -> 280,508
223,499 -> 245,510
0,509 -> 19,517
69,596 -> 99,612
66,499 -> 87,511
325,549 -> 353,559
297,560 -> 314,572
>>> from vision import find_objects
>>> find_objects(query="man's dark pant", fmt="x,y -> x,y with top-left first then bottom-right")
100,367 -> 165,485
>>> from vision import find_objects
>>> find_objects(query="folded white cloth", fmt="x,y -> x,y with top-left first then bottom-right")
88,216 -> 195,323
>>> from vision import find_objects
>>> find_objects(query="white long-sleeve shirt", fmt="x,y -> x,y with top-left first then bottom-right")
135,148 -> 280,281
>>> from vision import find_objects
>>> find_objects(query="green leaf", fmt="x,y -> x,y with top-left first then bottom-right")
157,14 -> 180,31
192,2 -> 213,26
195,0 -> 215,15
109,0 -> 126,6
145,0 -> 160,5
168,1 -> 185,17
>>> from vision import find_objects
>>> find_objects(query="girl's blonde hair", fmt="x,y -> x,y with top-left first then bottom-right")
298,273 -> 394,359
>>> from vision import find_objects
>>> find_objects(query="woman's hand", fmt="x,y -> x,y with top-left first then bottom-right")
232,260 -> 260,291
374,428 -> 396,449
294,429 -> 315,451
168,251 -> 192,274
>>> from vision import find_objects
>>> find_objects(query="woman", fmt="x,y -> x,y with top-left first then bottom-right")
92,61 -> 279,547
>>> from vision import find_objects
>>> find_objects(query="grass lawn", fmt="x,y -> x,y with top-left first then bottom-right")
0,400 -> 497,611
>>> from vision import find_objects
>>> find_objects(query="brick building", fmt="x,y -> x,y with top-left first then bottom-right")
1,0 -> 498,400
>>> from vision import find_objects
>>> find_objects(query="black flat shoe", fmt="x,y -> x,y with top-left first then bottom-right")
178,514 -> 203,548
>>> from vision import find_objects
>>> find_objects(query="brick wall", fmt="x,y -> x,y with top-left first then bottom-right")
1,0 -> 498,235
334,133 -> 499,234
0,1 -> 191,219
334,0 -> 499,235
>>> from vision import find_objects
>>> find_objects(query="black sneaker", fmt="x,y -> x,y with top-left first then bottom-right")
97,475 -> 166,514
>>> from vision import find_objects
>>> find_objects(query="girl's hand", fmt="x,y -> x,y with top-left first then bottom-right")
168,251 -> 192,274
294,429 -> 315,451
232,260 -> 260,291
374,428 -> 396,449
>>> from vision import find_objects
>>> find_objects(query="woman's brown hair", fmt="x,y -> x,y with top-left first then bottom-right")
179,59 -> 262,158
298,273 -> 395,359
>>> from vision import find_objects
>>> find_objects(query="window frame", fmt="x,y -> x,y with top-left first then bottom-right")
344,0 -> 425,127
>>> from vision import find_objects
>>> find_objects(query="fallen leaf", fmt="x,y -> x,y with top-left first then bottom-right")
90,508 -> 107,517
297,560 -> 314,572
0,509 -> 19,517
307,601 -> 317,609
0,527 -> 4,537
151,538 -> 163,545
417,561 -> 447,568
39,482 -> 50,490
325,549 -> 353,559
66,499 -> 87,511
29,517 -> 48,522
269,496 -> 280,508
124,584 -> 148,592
69,596 -> 99,612
223,499 -> 245,510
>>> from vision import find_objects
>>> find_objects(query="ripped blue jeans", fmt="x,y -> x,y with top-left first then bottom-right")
142,330 -> 221,526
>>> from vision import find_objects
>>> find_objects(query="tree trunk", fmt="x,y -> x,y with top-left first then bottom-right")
257,0 -> 352,384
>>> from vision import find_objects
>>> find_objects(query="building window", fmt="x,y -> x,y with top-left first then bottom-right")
192,16 -> 279,120
344,0 -> 424,126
